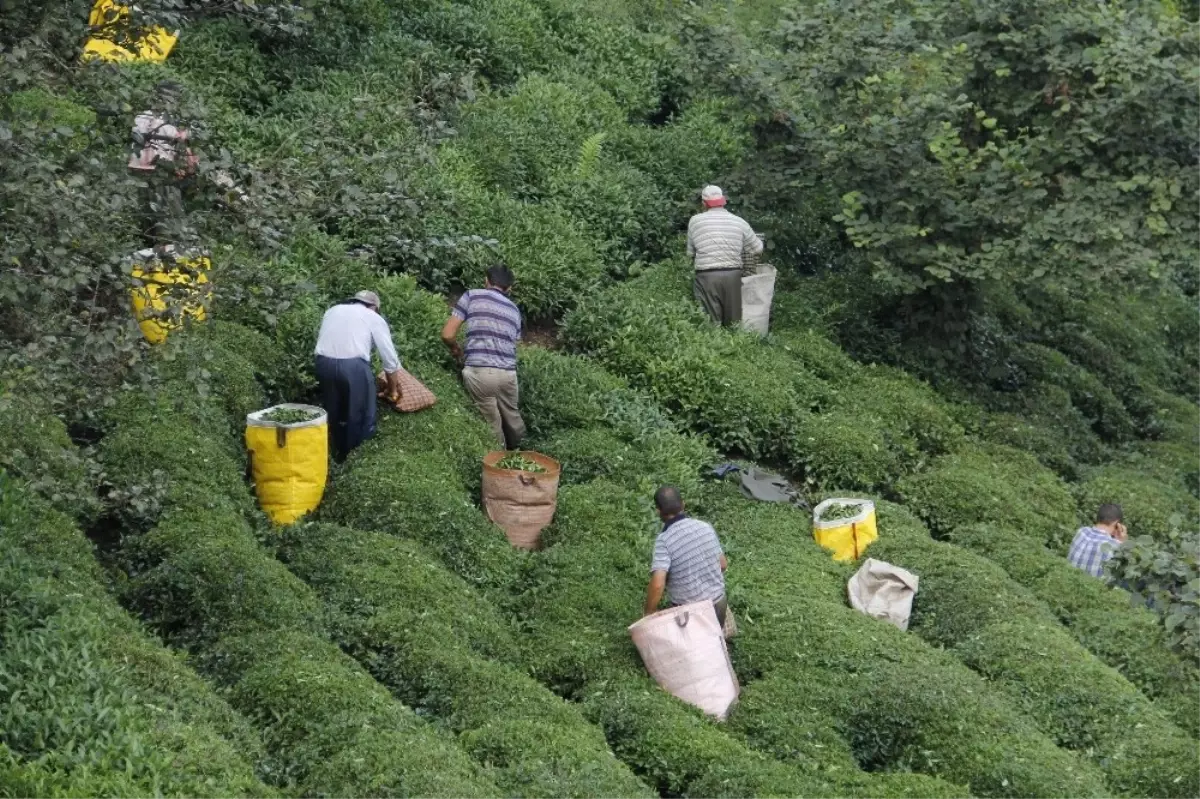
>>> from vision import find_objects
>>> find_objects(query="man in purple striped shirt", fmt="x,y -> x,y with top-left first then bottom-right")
441,264 -> 527,449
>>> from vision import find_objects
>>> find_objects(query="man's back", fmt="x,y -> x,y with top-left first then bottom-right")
687,208 -> 762,273
652,515 -> 725,606
1068,525 -> 1120,578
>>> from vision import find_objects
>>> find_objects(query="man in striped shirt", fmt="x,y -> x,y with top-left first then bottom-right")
1067,503 -> 1128,578
644,486 -> 729,625
441,264 -> 526,449
686,185 -> 763,326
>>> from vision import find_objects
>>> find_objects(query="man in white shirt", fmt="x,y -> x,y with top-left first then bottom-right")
314,291 -> 404,461
686,185 -> 763,326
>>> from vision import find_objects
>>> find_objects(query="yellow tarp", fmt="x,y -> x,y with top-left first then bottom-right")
83,0 -> 178,63
129,247 -> 211,345
245,405 -> 329,525
813,498 -> 878,562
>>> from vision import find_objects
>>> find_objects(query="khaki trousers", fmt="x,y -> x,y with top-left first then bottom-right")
694,269 -> 743,326
462,366 -> 526,449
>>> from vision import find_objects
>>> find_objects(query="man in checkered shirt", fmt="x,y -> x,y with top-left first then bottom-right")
1067,503 -> 1128,578
644,486 -> 729,625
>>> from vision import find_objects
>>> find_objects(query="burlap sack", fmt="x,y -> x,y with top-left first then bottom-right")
847,558 -> 920,632
481,451 -> 561,549
376,369 -> 437,413
629,601 -> 739,720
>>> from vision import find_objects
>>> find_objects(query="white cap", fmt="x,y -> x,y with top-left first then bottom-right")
354,290 -> 381,309
701,185 -> 727,207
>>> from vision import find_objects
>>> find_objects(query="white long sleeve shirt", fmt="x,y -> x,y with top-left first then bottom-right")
314,302 -> 402,373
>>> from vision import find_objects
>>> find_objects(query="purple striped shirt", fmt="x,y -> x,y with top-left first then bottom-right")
452,288 -> 521,370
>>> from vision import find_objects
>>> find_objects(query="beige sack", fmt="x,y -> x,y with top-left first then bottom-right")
628,601 -> 740,720
847,558 -> 920,632
481,451 -> 561,550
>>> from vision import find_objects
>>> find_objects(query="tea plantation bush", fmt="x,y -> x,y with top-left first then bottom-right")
0,477 -> 272,797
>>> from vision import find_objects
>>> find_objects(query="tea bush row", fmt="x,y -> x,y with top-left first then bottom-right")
948,522 -> 1200,735
96,327 -> 501,797
560,262 -> 968,490
0,475 -> 272,798
865,527 -> 1199,796
698,483 -> 1111,798
278,522 -> 655,798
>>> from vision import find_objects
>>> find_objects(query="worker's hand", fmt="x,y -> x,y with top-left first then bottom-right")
387,370 -> 404,399
1114,522 -> 1128,542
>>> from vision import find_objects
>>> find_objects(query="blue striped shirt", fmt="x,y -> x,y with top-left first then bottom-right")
452,289 -> 522,371
1067,526 -> 1121,578
652,515 -> 725,606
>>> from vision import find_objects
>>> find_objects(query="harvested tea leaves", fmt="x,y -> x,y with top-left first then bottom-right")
496,452 -> 547,473
819,501 -> 863,522
261,407 -> 321,425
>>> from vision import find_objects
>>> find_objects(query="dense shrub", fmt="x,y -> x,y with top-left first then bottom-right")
1074,465 -> 1200,542
0,479 -> 272,798
0,389 -> 100,522
214,630 -> 498,797
321,391 -> 522,592
279,523 -> 654,798
1106,529 -> 1200,658
895,441 -> 1079,548
948,523 -> 1200,736
866,535 -> 1199,797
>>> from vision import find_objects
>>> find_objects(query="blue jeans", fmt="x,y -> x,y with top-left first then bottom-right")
315,355 -> 376,461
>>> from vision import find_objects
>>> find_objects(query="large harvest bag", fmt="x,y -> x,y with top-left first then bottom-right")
128,246 -> 211,345
245,404 -> 328,525
481,451 -> 561,549
741,264 -> 777,336
848,558 -> 919,631
376,369 -> 437,413
813,497 -> 878,562
629,601 -> 740,720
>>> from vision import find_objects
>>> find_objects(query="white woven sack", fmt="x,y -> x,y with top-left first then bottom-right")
847,558 -> 920,632
741,264 -> 776,336
629,601 -> 739,720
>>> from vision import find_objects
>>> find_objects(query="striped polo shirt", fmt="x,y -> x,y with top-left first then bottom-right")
651,514 -> 726,606
452,288 -> 522,371
686,207 -> 763,273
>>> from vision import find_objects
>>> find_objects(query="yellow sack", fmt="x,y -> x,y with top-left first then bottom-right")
245,404 -> 329,525
129,247 -> 212,345
83,0 -> 178,63
813,498 -> 878,562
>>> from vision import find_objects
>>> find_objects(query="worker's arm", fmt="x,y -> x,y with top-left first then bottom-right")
743,223 -> 764,257
644,570 -> 667,617
441,315 -> 465,361
686,219 -> 697,261
719,553 -> 728,573
370,315 -> 403,375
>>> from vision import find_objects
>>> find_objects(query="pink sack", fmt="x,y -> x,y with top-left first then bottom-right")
629,601 -> 739,719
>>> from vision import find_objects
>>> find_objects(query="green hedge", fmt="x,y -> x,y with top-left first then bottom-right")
699,483 -> 1110,797
1074,465 -> 1200,542
948,523 -> 1200,736
894,440 -> 1079,548
561,263 -> 963,490
321,388 -> 521,592
0,478 -> 272,798
279,523 -> 654,798
865,535 -> 1199,797
0,389 -> 99,523
213,631 -> 498,797
96,332 -> 502,798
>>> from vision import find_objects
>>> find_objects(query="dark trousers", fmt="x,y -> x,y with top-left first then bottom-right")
315,355 -> 377,461
694,269 -> 743,326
